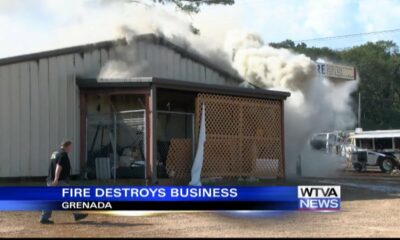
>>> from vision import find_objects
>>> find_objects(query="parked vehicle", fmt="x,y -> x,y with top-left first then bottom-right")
310,131 -> 347,156
348,129 -> 400,173
309,131 -> 348,169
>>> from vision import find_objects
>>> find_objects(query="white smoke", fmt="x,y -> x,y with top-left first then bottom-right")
3,0 -> 358,177
226,31 -> 316,91
98,40 -> 151,79
93,4 -> 358,178
95,2 -> 236,79
224,31 -> 358,177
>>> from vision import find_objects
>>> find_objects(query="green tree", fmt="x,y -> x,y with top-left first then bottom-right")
270,40 -> 341,62
339,41 -> 400,130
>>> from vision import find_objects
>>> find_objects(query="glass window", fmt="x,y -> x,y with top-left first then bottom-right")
310,134 -> 327,150
374,138 -> 393,150
356,139 -> 361,148
394,138 -> 400,150
360,139 -> 373,149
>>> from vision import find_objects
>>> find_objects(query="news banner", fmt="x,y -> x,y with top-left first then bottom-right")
0,186 -> 340,211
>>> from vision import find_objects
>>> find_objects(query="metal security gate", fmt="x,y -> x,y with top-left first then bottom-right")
195,93 -> 284,178
85,110 -> 146,180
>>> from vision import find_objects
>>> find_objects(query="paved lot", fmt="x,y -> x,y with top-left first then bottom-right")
0,174 -> 400,238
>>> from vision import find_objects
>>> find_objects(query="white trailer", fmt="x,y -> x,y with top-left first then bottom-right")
348,129 -> 400,172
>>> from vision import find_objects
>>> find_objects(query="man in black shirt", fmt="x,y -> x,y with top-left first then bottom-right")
47,145 -> 71,185
40,140 -> 88,224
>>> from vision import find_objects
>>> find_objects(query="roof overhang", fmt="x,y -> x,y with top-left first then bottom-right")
77,77 -> 291,100
350,130 -> 400,139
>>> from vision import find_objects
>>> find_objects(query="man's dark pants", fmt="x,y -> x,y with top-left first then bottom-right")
40,180 -> 82,221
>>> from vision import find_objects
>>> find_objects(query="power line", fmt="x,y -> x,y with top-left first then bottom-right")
294,27 -> 400,43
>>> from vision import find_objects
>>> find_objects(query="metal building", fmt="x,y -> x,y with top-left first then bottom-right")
0,34 -> 290,181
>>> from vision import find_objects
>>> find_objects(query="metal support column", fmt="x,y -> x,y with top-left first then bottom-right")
151,86 -> 158,184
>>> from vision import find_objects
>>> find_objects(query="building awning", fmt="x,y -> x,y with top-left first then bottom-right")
76,77 -> 291,100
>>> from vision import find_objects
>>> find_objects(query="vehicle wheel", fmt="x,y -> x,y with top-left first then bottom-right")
379,158 -> 395,173
353,163 -> 363,172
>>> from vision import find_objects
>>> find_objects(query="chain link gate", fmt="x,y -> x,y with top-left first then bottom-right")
86,110 -> 146,180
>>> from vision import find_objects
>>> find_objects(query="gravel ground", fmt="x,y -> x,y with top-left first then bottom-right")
0,174 -> 399,238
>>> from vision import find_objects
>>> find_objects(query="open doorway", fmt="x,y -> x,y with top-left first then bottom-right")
85,94 -> 146,180
156,89 -> 196,179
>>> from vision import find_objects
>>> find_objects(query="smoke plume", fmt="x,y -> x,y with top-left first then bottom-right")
95,2 -> 359,177
224,31 -> 358,177
94,3 -> 359,177
6,1 -> 358,177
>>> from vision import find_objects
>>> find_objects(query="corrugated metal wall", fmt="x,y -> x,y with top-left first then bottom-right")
0,40 -> 240,177
111,41 -> 239,86
0,54 -> 94,177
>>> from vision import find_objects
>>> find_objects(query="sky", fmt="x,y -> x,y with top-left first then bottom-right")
0,0 -> 400,59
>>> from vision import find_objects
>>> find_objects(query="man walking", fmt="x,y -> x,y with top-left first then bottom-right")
40,140 -> 88,224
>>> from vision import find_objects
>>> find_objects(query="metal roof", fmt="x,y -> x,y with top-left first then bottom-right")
349,129 -> 400,139
77,77 -> 291,100
0,34 -> 245,84
0,39 -> 122,66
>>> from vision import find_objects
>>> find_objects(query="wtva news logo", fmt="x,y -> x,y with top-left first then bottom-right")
298,186 -> 341,211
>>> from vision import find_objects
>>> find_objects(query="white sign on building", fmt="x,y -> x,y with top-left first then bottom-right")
317,63 -> 356,80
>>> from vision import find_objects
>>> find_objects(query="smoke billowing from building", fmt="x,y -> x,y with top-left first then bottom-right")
224,31 -> 358,177
96,4 -> 358,177
225,30 -> 316,92
17,1 -> 358,177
